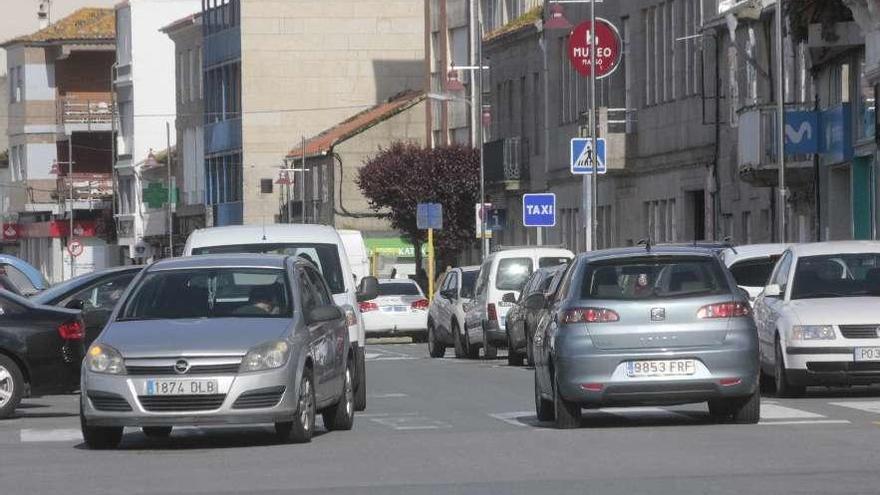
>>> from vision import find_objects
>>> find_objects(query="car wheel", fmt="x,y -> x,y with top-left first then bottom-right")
507,332 -> 524,366
0,355 -> 24,419
142,426 -> 172,439
775,338 -> 805,398
80,403 -> 123,449
452,322 -> 465,359
354,347 -> 366,412
525,335 -> 534,367
553,370 -> 580,429
482,326 -> 497,360
730,389 -> 761,424
464,325 -> 480,359
427,323 -> 445,358
282,368 -> 315,443
323,359 -> 355,431
535,371 -> 554,422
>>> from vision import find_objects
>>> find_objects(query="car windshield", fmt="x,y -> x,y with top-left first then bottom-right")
191,243 -> 345,294
539,257 -> 570,268
496,258 -> 533,291
791,253 -> 880,299
729,256 -> 779,288
582,256 -> 728,300
120,268 -> 291,320
0,264 -> 39,296
378,282 -> 421,296
460,270 -> 479,298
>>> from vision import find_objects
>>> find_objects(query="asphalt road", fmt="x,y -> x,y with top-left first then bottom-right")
3,343 -> 880,495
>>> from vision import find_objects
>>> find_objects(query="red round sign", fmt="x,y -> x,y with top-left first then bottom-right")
67,239 -> 84,258
567,19 -> 622,79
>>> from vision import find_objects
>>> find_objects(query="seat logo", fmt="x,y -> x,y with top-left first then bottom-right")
174,359 -> 191,374
650,308 -> 665,321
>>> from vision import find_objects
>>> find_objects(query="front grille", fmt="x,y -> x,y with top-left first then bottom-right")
138,394 -> 226,412
839,325 -> 880,339
87,391 -> 132,412
232,386 -> 286,409
126,363 -> 241,376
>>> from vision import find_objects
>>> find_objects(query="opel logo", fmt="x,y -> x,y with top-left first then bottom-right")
174,359 -> 191,375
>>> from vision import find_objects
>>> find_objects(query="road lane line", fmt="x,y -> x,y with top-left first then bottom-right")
489,411 -> 539,428
828,401 -> 880,414
757,420 -> 850,425
759,404 -> 825,419
369,393 -> 408,398
20,429 -> 82,443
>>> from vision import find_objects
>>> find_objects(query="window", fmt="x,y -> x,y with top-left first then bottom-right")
304,266 -> 333,306
377,282 -> 422,296
539,257 -> 570,269
178,51 -> 187,103
197,46 -> 203,100
769,251 -> 792,293
0,264 -> 38,296
496,258 -> 534,291
858,54 -> 875,141
532,72 -> 541,154
742,211 -> 752,244
644,8 -> 653,106
791,253 -> 880,299
121,268 -> 291,320
460,270 -> 478,298
729,257 -> 780,288
61,273 -> 137,312
582,256 -> 728,300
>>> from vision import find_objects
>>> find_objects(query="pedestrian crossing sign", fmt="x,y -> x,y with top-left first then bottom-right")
570,137 -> 607,175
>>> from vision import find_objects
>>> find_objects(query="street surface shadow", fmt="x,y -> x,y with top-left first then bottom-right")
789,385 -> 880,399
73,427 -> 329,451
506,410 -> 716,429
14,402 -> 51,410
12,411 -> 78,419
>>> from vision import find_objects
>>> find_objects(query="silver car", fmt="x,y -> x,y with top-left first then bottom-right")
80,254 -> 354,448
533,246 -> 760,429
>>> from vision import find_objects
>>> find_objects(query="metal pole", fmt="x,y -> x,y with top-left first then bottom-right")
776,0 -> 786,242
542,3 -> 551,179
166,121 -> 173,257
478,20 -> 487,259
590,0 -> 598,251
301,136 -> 307,224
68,134 -> 74,279
427,227 -> 435,299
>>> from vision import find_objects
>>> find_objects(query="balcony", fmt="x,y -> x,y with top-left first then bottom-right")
55,173 -> 113,202
205,117 -> 242,154
737,103 -> 816,187
57,97 -> 116,132
484,136 -> 530,190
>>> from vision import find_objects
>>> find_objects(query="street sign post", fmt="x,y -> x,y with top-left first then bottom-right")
486,208 -> 506,231
570,138 -> 607,174
417,202 -> 443,299
522,193 -> 556,227
67,239 -> 84,258
567,18 -> 622,79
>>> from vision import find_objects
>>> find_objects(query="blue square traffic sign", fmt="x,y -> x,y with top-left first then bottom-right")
417,202 -> 443,229
570,138 -> 607,174
522,193 -> 556,227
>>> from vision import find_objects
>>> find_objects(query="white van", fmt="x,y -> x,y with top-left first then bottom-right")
183,224 -> 377,411
337,229 -> 370,283
463,247 -> 574,358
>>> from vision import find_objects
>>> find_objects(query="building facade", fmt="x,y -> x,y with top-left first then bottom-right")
1,8 -> 118,282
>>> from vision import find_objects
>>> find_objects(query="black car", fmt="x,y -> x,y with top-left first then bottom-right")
503,265 -> 566,366
31,266 -> 142,347
0,290 -> 86,418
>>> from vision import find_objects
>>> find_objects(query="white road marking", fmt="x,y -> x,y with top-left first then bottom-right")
369,393 -> 408,398
757,420 -> 851,425
828,401 -> 880,414
20,429 -> 82,443
760,404 -> 825,420
369,415 -> 451,430
489,411 -> 539,428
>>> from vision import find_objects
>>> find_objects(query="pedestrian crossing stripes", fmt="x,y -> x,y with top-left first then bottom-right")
829,400 -> 880,414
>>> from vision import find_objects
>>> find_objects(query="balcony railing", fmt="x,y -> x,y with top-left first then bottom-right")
58,98 -> 116,125
55,173 -> 114,201
485,136 -> 530,189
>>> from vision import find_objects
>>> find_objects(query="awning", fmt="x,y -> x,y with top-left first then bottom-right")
364,237 -> 427,258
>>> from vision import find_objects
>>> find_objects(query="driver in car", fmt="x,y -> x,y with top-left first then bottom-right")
237,285 -> 280,315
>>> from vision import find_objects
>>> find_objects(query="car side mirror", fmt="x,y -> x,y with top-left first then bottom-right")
524,292 -> 547,311
356,276 -> 379,302
501,292 -> 517,304
308,305 -> 343,324
763,284 -> 782,298
65,299 -> 85,311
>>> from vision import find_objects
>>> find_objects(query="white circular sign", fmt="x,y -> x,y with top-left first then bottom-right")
67,239 -> 84,257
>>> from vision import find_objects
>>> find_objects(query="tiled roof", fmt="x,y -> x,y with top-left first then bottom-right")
483,6 -> 542,43
287,90 -> 425,159
2,8 -> 115,47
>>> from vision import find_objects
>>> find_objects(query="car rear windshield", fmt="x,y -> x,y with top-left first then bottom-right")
191,243 -> 344,294
378,282 -> 421,296
496,258 -> 534,291
581,256 -> 729,300
0,264 -> 38,296
460,270 -> 479,298
729,256 -> 779,287
791,253 -> 880,299
120,268 -> 291,320
539,257 -> 570,268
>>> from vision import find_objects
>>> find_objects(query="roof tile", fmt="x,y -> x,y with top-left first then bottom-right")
2,8 -> 115,47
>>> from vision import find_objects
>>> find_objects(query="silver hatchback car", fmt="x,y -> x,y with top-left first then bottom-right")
533,246 -> 760,428
80,254 -> 355,448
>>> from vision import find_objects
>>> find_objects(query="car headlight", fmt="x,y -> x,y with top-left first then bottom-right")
789,325 -> 836,341
86,344 -> 126,374
240,340 -> 291,373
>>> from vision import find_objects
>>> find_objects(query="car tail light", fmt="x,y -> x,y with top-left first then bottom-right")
58,320 -> 84,340
719,377 -> 742,387
580,383 -> 604,392
562,307 -> 619,324
344,307 -> 358,326
697,302 -> 750,319
359,301 -> 378,313
410,299 -> 429,311
487,303 -> 498,321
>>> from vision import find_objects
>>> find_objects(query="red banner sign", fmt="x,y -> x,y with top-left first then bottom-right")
2,223 -> 20,241
567,19 -> 622,79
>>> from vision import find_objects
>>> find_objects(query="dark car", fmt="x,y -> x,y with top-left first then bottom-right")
0,254 -> 49,296
503,265 -> 566,366
0,290 -> 86,418
32,266 -> 142,347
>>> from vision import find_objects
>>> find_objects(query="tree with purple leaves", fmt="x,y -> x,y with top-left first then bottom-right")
357,142 -> 480,273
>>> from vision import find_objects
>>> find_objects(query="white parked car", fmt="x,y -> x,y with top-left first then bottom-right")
426,266 -> 480,358
721,244 -> 788,303
360,279 -> 429,340
753,241 -> 880,396
182,224 -> 378,411
464,247 -> 574,358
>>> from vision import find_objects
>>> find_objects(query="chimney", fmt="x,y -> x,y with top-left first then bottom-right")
37,0 -> 51,29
